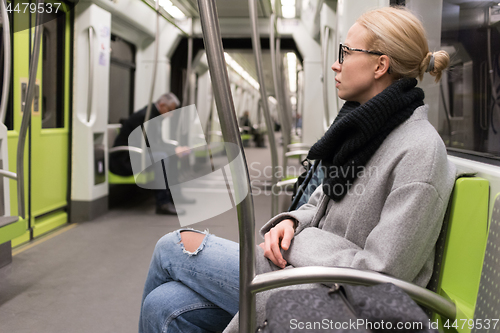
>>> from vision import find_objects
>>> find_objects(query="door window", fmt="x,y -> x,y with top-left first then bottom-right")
108,35 -> 135,124
41,11 -> 65,129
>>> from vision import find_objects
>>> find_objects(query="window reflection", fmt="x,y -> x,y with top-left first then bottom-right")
440,1 -> 500,157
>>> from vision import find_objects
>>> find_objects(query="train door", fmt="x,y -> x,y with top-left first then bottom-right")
9,3 -> 72,245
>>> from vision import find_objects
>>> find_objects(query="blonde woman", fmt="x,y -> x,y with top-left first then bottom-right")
139,7 -> 455,333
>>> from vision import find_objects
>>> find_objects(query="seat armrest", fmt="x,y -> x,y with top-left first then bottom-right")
249,266 -> 456,321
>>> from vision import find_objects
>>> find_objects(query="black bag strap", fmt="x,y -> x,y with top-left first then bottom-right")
288,159 -> 319,211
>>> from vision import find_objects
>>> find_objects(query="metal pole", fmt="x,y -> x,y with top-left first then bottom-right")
182,36 -> 193,108
144,0 -> 160,126
0,0 -> 11,124
322,26 -> 331,126
142,0 -> 160,170
196,1 -> 256,332
178,34 -> 193,143
249,0 -> 279,217
276,38 -> 293,144
17,0 -> 43,219
270,14 -> 290,184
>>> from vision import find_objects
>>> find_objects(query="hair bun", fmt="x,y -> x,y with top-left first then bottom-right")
419,51 -> 450,82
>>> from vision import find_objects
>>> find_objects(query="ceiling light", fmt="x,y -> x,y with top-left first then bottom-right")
281,6 -> 296,18
224,53 -> 260,90
157,0 -> 186,19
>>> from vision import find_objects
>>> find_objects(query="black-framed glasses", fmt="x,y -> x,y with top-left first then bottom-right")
338,43 -> 385,64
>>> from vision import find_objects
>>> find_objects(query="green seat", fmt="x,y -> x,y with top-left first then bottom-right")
108,170 -> 155,185
431,177 -> 490,332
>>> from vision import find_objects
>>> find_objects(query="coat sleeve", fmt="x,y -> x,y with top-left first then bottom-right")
259,185 -> 326,237
283,181 -> 448,283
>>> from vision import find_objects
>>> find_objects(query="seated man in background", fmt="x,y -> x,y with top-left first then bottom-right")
109,92 -> 195,215
239,110 -> 265,147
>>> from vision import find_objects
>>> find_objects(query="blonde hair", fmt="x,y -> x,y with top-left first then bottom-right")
356,7 -> 449,82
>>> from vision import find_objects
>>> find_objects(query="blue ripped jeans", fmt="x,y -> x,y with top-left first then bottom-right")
139,229 -> 240,333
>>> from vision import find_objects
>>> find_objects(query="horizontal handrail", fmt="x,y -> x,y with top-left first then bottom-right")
109,146 -> 143,154
275,178 -> 297,188
251,266 -> 456,321
285,149 -> 309,157
288,143 -> 311,150
0,169 -> 17,180
163,139 -> 179,146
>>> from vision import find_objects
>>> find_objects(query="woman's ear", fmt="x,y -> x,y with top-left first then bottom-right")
374,55 -> 391,79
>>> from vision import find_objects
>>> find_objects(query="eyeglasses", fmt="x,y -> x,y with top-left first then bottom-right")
338,43 -> 385,64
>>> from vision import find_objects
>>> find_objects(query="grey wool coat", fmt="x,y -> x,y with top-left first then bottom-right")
223,105 -> 456,332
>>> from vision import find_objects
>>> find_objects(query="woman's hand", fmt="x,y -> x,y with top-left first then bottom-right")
259,219 -> 296,269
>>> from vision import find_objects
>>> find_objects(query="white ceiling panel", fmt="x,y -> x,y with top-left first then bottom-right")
179,0 -> 272,18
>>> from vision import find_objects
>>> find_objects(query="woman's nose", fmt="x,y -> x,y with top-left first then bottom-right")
331,60 -> 341,72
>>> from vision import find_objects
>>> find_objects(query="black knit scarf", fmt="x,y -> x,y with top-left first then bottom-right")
307,78 -> 424,202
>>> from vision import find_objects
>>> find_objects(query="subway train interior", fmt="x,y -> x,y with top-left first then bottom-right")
0,0 -> 500,332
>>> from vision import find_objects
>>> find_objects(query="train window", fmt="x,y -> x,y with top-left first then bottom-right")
41,11 -> 65,129
108,35 -> 135,124
440,1 -> 500,158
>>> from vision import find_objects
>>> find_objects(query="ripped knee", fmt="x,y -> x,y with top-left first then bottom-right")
179,231 -> 207,255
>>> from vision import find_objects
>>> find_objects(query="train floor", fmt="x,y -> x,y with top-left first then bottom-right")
0,134 -> 304,333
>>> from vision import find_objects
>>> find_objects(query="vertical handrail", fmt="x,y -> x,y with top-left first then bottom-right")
0,0 -> 11,124
17,0 -> 43,219
196,1 -> 256,332
142,0 -> 160,170
479,61 -> 488,131
270,14 -> 290,180
249,0 -> 279,217
296,68 -> 304,135
276,38 -> 293,143
322,26 -> 331,126
182,36 -> 193,108
144,0 -> 160,126
178,35 -> 193,142
87,26 -> 94,123
486,12 -> 498,134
